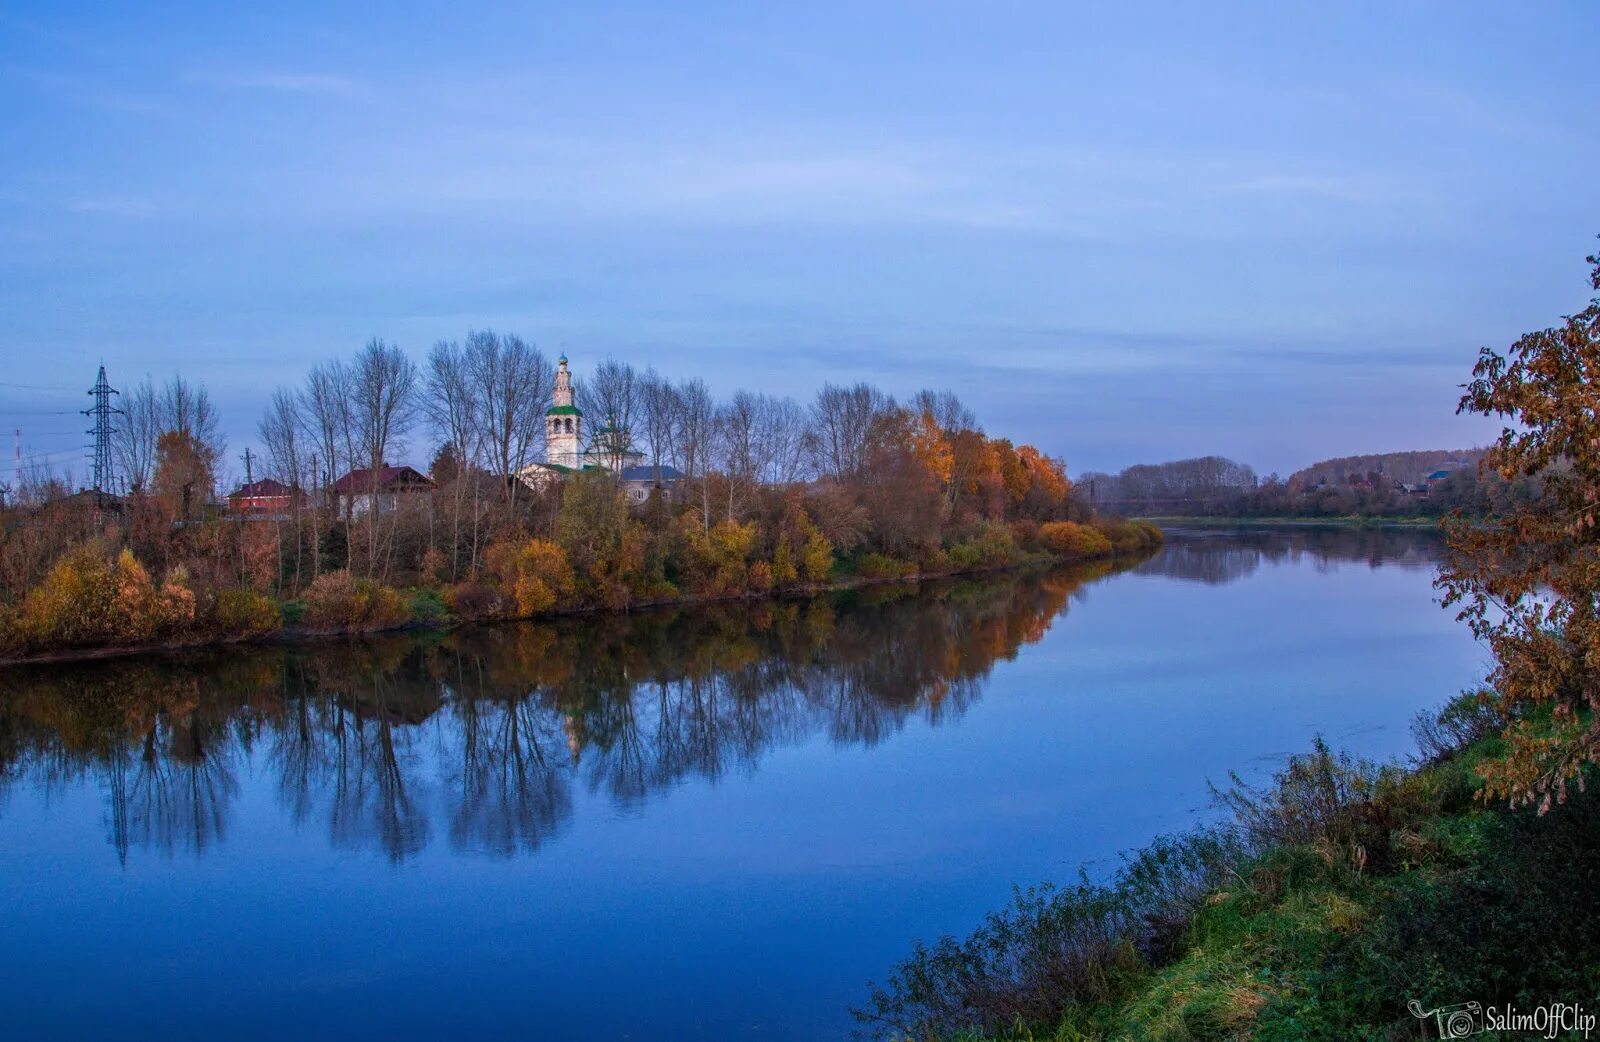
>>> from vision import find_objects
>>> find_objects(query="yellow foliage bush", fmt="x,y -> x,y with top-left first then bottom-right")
159,564 -> 197,629
858,553 -> 915,580
1039,521 -> 1114,558
771,539 -> 798,588
300,570 -> 411,632
17,546 -> 187,649
680,519 -> 760,596
799,524 -> 835,583
508,538 -> 576,616
1092,518 -> 1164,553
211,587 -> 282,638
748,559 -> 774,593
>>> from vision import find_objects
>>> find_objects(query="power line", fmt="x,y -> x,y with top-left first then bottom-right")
20,448 -> 88,460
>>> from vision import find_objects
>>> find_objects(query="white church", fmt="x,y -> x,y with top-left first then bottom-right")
518,354 -> 683,503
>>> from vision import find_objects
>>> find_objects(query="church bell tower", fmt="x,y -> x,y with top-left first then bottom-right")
546,354 -> 582,469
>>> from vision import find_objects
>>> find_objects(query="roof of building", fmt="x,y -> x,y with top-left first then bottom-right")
329,465 -> 435,493
546,404 -> 582,417
617,464 -> 685,482
230,478 -> 294,498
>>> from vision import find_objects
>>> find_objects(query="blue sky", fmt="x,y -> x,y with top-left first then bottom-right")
1,1 -> 1596,485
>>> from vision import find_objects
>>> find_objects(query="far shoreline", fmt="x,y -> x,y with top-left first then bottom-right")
0,542 -> 1157,671
1135,515 -> 1442,529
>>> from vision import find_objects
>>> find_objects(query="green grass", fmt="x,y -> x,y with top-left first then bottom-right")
864,697 -> 1600,1042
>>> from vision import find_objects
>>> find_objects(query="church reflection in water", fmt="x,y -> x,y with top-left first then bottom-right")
0,525 -> 1442,865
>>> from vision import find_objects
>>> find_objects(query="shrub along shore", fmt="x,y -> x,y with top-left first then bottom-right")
0,511 -> 1161,666
856,692 -> 1600,1041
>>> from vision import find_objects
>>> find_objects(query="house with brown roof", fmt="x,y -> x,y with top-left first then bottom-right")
329,464 -> 435,518
226,478 -> 304,518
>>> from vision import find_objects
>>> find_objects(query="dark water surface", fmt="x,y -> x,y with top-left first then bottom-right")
0,527 -> 1483,1040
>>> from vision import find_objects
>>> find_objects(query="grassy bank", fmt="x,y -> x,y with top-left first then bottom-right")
0,518 -> 1162,666
858,693 -> 1600,1041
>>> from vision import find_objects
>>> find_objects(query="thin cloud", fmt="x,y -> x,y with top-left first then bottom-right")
0,63 -> 167,115
68,197 -> 158,219
200,71 -> 361,95
1225,173 -> 1407,204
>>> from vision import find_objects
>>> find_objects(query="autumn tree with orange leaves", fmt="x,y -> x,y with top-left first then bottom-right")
1440,242 -> 1600,811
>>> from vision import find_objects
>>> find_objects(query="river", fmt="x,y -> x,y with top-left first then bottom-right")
0,526 -> 1484,1040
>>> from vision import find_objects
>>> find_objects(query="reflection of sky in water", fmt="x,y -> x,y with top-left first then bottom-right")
0,527 -> 1481,1041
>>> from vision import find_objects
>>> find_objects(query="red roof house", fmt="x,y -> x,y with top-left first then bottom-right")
226,478 -> 303,517
329,465 -> 435,517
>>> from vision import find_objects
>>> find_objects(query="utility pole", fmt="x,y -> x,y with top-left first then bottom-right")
83,365 -> 121,503
241,447 -> 255,487
13,428 -> 20,492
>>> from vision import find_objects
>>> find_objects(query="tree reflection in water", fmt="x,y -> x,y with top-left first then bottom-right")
1138,525 -> 1444,586
5,529 -> 1429,864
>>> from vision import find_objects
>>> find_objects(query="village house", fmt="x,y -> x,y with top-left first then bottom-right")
330,464 -> 435,517
226,478 -> 304,518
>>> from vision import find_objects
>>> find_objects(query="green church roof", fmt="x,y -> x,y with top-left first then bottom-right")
547,404 -> 582,416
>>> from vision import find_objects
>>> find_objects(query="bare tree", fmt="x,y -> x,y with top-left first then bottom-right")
578,359 -> 639,444
300,360 -> 352,497
638,368 -> 681,488
760,394 -> 809,485
809,382 -> 892,481
425,338 -> 478,578
911,389 -> 977,435
351,339 -> 418,476
116,378 -> 160,493
349,338 -> 419,576
426,339 -> 479,469
158,376 -> 225,460
470,332 -> 551,488
713,392 -> 812,519
259,388 -> 305,589
717,392 -> 764,520
259,389 -> 303,485
673,378 -> 717,528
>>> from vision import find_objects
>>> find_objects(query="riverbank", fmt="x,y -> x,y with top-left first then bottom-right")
0,519 -> 1163,667
859,692 -> 1600,1041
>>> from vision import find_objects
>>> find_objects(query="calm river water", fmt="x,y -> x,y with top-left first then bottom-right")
0,526 -> 1484,1040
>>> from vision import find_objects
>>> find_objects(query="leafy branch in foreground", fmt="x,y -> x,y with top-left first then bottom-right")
1439,239 -> 1600,811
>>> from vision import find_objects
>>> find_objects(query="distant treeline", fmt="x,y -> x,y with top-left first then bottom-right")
1079,449 -> 1540,518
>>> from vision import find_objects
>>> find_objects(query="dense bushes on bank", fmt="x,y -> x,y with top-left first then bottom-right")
297,570 -> 411,632
0,544 -> 281,656
857,691 -> 1599,1041
0,491 -> 1158,659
